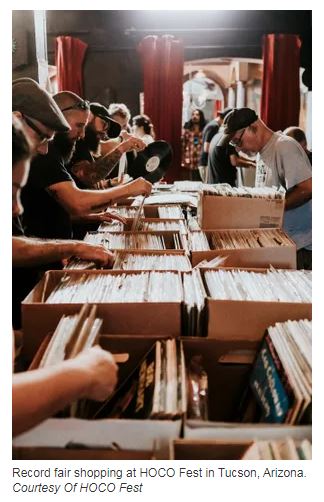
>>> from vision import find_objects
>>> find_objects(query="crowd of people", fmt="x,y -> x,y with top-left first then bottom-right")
12,78 -> 312,436
12,79 -> 154,435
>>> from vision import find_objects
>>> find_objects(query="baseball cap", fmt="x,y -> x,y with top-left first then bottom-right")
90,102 -> 121,138
217,107 -> 233,119
218,107 -> 258,146
12,78 -> 70,132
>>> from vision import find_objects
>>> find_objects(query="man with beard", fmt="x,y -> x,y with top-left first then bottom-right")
181,109 -> 206,181
21,92 -> 151,242
12,82 -> 116,330
69,102 -> 145,189
218,108 -> 312,269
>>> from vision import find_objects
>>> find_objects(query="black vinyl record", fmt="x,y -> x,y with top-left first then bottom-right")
127,140 -> 173,183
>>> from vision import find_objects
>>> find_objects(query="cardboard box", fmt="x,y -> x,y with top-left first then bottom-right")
198,193 -> 284,230
190,229 -> 296,268
99,219 -> 187,234
113,205 -> 185,219
20,336 -> 311,460
170,439 -> 253,460
184,422 -> 312,442
14,335 -> 181,460
13,447 -> 153,460
113,250 -> 191,271
200,268 -> 311,341
21,270 -> 182,361
89,230 -> 187,252
143,205 -> 185,219
181,338 -> 312,447
13,418 -> 181,460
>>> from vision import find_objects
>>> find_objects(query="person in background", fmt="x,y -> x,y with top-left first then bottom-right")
181,109 -> 206,181
12,116 -> 118,437
198,107 -> 233,182
283,126 -> 312,165
219,108 -> 312,269
132,114 -> 155,145
102,103 -> 138,181
207,110 -> 256,186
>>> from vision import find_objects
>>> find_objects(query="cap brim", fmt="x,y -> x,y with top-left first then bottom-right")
216,131 -> 235,147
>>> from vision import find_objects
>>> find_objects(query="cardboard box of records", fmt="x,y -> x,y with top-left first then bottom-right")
99,218 -> 188,234
112,250 -> 192,271
197,188 -> 285,230
13,334 -> 183,460
106,204 -> 185,219
180,335 -> 311,459
84,230 -> 188,252
190,228 -> 296,268
15,318 -> 311,460
21,270 -> 183,361
201,267 -> 311,341
172,434 -> 312,460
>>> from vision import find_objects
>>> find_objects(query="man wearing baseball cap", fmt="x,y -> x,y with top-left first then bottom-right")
21,92 -> 151,241
69,102 -> 146,190
207,108 -> 256,186
12,78 -> 70,155
219,107 -> 312,269
198,107 -> 233,182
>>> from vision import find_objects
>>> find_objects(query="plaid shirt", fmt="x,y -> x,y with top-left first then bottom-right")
181,129 -> 203,170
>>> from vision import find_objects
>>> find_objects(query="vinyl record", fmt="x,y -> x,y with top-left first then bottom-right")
127,140 -> 173,183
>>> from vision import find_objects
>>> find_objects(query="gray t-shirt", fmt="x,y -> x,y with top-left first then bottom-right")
259,132 -> 312,250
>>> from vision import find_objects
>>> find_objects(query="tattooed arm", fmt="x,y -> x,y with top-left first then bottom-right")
71,149 -> 123,188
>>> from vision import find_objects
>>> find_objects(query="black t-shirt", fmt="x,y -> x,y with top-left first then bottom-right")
70,138 -> 93,165
199,119 -> 220,166
207,131 -> 238,186
21,143 -> 73,240
68,139 -> 94,188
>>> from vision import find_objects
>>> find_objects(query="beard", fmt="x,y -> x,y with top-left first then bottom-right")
53,133 -> 76,163
84,125 -> 100,152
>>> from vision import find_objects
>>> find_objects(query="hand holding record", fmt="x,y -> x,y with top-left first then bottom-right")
120,135 -> 146,153
127,141 -> 173,183
125,177 -> 152,197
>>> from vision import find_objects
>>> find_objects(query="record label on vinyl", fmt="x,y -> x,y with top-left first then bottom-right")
127,140 -> 173,183
146,156 -> 160,172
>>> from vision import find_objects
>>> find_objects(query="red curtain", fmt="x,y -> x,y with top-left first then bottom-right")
55,36 -> 88,97
261,34 -> 301,131
138,35 -> 184,182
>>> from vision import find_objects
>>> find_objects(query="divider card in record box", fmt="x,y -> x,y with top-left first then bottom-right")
197,186 -> 285,230
201,267 -> 311,341
21,269 -> 183,362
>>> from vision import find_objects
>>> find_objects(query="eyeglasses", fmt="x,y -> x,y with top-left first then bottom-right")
61,100 -> 90,112
229,128 -> 247,147
23,115 -> 53,144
